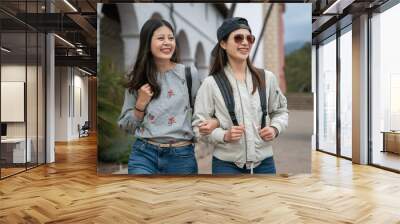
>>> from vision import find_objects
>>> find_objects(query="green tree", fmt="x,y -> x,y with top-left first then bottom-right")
98,57 -> 134,163
285,42 -> 312,93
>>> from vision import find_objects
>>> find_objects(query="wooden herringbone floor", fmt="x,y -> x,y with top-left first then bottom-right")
1,135 -> 400,223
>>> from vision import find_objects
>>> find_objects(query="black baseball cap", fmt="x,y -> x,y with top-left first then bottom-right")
217,17 -> 252,42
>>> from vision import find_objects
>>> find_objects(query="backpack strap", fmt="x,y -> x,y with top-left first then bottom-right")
213,74 -> 239,126
213,69 -> 267,128
185,66 -> 193,109
257,69 -> 267,129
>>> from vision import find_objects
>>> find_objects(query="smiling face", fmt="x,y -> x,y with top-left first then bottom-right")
150,25 -> 176,62
220,28 -> 254,62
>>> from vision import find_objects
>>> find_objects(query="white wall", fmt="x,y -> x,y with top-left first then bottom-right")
1,65 -> 26,139
72,73 -> 89,138
55,67 -> 68,141
54,67 -> 89,141
1,65 -> 39,137
111,3 -> 224,76
1,63 -> 46,164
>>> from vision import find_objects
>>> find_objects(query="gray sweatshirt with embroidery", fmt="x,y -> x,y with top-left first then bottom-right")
118,64 -> 201,143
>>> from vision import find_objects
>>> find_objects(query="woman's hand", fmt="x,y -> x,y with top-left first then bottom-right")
259,126 -> 277,141
198,118 -> 220,135
223,125 -> 245,143
136,83 -> 153,111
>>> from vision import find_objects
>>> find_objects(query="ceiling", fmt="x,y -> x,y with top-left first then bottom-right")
0,0 -> 99,75
309,0 -> 390,43
1,0 -> 395,74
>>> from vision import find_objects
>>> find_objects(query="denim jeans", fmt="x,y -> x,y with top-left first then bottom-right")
128,139 -> 198,175
212,156 -> 276,174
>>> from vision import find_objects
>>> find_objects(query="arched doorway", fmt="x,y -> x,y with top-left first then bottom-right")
177,30 -> 192,66
150,12 -> 163,20
117,4 -> 140,72
194,42 -> 207,79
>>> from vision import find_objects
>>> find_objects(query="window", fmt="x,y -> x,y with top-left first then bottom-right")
339,27 -> 352,158
317,35 -> 337,155
0,1 -> 46,179
370,3 -> 400,171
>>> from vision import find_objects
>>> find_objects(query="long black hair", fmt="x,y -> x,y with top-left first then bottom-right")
126,19 -> 179,98
209,33 -> 263,94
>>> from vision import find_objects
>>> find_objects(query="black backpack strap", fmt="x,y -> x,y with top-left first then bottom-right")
257,69 -> 267,129
213,74 -> 239,126
185,66 -> 193,109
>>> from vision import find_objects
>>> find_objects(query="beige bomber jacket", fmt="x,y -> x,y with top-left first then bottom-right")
192,65 -> 289,168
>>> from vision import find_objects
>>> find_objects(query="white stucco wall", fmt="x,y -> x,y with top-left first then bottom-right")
100,3 -> 225,78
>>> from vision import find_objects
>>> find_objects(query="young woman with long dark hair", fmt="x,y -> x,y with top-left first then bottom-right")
118,19 -> 218,175
193,17 -> 289,174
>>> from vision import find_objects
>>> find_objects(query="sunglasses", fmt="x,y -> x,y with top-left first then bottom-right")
233,34 -> 256,44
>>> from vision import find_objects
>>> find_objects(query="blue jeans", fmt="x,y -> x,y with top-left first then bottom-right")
128,139 -> 198,175
212,156 -> 276,174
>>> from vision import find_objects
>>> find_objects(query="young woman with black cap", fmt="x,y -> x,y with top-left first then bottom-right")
193,17 -> 289,174
118,18 -> 219,175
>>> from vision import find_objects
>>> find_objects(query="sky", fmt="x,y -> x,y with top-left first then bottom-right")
284,3 -> 312,44
233,3 -> 263,67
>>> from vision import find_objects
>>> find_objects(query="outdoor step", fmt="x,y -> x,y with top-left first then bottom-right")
285,93 -> 313,110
